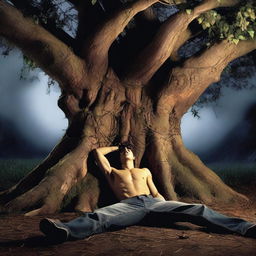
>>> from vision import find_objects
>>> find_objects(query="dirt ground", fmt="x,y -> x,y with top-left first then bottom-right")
0,186 -> 255,256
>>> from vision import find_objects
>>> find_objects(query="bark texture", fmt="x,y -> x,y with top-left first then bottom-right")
0,0 -> 255,215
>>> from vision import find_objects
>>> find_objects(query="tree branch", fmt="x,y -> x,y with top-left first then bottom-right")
167,39 -> 256,118
9,0 -> 76,48
123,0 -> 240,87
75,0 -> 111,55
82,0 -> 159,78
170,28 -> 192,61
0,1 -> 86,98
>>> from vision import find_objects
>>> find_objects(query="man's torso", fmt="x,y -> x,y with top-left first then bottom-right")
106,167 -> 151,200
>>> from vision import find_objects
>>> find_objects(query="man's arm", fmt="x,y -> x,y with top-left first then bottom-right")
145,168 -> 165,200
93,146 -> 119,175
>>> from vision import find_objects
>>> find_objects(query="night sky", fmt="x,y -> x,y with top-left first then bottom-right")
0,49 -> 256,162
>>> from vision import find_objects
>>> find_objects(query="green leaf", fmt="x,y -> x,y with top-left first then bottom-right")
249,11 -> 256,20
204,22 -> 211,28
243,11 -> 249,18
248,30 -> 255,38
227,34 -> 234,41
32,15 -> 39,25
232,38 -> 240,45
197,17 -> 203,24
202,23 -> 207,30
223,24 -> 229,33
186,9 -> 192,15
238,35 -> 246,40
91,0 -> 97,5
195,1 -> 256,42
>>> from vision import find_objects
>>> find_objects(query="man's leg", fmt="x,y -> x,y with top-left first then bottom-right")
40,196 -> 148,241
148,200 -> 255,236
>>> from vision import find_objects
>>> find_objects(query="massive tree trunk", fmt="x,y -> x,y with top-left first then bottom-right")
0,0 -> 255,216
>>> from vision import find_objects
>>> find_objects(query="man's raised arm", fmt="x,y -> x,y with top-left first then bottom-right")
93,146 -> 119,175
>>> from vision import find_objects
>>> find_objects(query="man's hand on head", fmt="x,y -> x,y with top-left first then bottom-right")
118,142 -> 133,152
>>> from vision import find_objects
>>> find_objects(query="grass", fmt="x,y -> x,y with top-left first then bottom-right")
0,158 -> 42,191
208,162 -> 256,187
0,159 -> 255,191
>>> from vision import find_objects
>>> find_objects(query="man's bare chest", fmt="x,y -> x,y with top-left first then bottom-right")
111,168 -> 148,183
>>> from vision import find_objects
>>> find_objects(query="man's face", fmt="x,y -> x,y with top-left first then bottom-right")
120,147 -> 135,162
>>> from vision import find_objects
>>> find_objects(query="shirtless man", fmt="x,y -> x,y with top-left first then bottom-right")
94,145 -> 164,201
40,144 -> 256,243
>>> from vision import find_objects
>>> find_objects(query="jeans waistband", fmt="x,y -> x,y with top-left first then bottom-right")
136,194 -> 153,198
122,194 -> 153,200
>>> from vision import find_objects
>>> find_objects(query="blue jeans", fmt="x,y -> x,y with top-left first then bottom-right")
63,195 -> 254,239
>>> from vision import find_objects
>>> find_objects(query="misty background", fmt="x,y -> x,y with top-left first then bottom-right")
0,49 -> 256,163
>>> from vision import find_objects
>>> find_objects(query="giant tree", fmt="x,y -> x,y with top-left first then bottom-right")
0,0 -> 255,216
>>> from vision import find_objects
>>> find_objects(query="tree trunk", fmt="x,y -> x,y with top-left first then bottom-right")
0,67 -> 248,215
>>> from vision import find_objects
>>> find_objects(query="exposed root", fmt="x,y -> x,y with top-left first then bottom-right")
146,132 -> 178,200
0,147 -> 89,215
75,173 -> 101,212
0,135 -> 78,205
0,99 -> 119,215
171,135 -> 249,205
24,207 -> 43,217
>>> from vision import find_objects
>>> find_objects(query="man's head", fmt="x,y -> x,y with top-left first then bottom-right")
118,142 -> 135,165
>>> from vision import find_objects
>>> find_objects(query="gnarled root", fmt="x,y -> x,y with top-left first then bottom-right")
170,135 -> 249,205
0,135 -> 96,215
0,135 -> 79,205
145,133 -> 178,200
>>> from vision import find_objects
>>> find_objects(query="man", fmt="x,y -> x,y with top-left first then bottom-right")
40,144 -> 256,242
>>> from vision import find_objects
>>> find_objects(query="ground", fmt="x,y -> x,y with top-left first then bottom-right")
0,185 -> 255,256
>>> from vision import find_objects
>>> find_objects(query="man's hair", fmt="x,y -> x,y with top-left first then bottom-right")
118,142 -> 133,153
